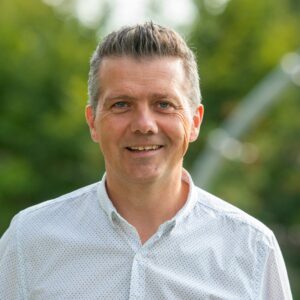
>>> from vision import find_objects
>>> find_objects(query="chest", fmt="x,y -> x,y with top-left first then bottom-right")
25,233 -> 256,300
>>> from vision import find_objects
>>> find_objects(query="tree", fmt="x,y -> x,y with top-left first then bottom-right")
0,0 -> 103,233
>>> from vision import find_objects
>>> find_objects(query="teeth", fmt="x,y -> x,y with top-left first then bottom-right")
129,145 -> 160,151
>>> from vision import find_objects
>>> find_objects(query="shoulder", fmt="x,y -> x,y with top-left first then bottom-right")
7,182 -> 100,238
23,182 -> 98,214
193,186 -> 275,245
25,183 -> 99,215
188,186 -> 291,298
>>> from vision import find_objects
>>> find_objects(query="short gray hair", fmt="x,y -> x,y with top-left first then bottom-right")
88,22 -> 201,113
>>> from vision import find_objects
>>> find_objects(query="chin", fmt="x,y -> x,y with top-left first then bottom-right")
125,167 -> 163,183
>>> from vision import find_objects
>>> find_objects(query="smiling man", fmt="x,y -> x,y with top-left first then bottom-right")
0,22 -> 292,299
85,55 -> 202,243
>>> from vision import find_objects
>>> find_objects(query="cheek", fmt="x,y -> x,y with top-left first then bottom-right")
170,111 -> 192,156
97,109 -> 113,122
92,111 -> 114,145
95,109 -> 122,135
96,111 -> 129,144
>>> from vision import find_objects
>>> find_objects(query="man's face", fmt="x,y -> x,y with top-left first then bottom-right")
86,56 -> 203,184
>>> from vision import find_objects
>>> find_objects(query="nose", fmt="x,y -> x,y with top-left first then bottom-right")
130,106 -> 158,135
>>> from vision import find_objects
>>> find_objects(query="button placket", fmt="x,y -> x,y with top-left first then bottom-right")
128,250 -> 147,300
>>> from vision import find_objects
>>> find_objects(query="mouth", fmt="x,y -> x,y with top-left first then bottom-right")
126,145 -> 163,152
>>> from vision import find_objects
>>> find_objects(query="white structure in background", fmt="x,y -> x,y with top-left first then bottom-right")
192,51 -> 300,189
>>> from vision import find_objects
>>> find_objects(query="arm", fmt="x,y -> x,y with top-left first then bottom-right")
257,233 -> 293,300
0,215 -> 25,300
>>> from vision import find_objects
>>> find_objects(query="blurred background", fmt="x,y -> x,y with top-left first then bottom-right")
0,0 -> 299,297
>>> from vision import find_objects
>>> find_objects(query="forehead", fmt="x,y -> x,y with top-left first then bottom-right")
99,55 -> 185,73
98,56 -> 187,94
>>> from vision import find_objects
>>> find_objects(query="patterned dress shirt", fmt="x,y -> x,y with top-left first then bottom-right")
0,171 -> 292,299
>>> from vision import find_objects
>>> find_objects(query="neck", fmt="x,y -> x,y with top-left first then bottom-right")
105,168 -> 189,244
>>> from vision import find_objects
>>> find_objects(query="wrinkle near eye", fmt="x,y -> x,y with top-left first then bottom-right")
96,106 -> 114,121
169,109 -> 192,156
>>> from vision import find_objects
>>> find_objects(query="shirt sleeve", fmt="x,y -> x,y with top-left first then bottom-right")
258,233 -> 293,300
0,214 -> 25,300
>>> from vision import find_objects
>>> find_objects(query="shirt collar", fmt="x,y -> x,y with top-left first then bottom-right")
97,173 -> 119,226
97,169 -> 198,228
169,169 -> 198,226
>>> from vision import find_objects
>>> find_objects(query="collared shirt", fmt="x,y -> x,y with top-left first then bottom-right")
0,171 -> 292,299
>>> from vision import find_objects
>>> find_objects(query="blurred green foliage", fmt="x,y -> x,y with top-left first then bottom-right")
0,0 -> 104,232
0,0 -> 299,297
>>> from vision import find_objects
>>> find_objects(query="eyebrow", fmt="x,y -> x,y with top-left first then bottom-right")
151,93 -> 171,99
150,93 -> 181,104
104,95 -> 136,103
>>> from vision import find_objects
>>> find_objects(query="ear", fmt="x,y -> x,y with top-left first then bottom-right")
189,104 -> 204,142
85,105 -> 99,142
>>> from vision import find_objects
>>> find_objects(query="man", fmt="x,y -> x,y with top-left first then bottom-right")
0,22 -> 292,299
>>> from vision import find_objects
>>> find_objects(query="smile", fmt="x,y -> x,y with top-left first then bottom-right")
126,145 -> 163,151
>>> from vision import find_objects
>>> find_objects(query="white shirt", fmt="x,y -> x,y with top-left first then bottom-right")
0,171 -> 292,299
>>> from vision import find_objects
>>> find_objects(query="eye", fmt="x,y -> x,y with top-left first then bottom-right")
156,101 -> 176,112
113,101 -> 128,108
159,102 -> 170,109
111,101 -> 130,112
